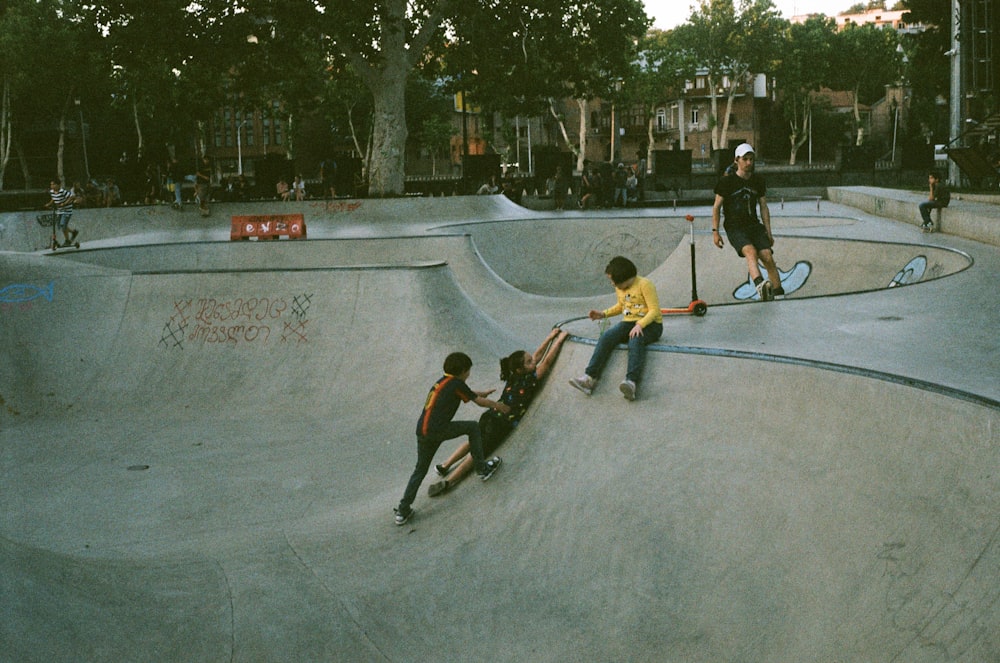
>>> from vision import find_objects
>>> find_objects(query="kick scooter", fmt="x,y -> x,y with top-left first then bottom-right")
661,214 -> 707,316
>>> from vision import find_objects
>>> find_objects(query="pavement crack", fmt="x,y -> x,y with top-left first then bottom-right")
281,530 -> 391,661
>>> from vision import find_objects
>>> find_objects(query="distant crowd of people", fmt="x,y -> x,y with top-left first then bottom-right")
475,159 -> 646,210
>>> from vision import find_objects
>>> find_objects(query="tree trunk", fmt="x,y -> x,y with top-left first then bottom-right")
720,88 -> 737,148
15,139 -> 31,189
57,94 -> 73,185
367,67 -> 407,197
852,86 -> 864,146
345,101 -> 364,161
133,97 -> 144,160
646,106 -> 655,174
0,78 -> 11,192
576,98 -> 588,172
548,98 -> 579,166
789,102 -> 810,166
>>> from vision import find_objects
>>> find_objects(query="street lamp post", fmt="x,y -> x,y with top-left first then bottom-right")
236,119 -> 247,176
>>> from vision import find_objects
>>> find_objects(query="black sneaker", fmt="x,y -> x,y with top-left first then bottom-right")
478,456 -> 502,481
435,463 -> 449,477
772,286 -> 785,300
428,480 -> 449,497
393,506 -> 413,526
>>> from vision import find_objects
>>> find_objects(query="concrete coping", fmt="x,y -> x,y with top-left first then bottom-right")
827,186 -> 1000,248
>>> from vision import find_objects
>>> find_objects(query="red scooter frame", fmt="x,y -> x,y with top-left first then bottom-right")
661,214 -> 708,316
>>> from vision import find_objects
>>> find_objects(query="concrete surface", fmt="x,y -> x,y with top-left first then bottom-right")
1,193 -> 998,662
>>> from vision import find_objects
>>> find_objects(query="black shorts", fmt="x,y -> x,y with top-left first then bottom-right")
724,222 -> 772,258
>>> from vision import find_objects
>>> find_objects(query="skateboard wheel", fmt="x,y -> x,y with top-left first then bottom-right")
693,302 -> 708,316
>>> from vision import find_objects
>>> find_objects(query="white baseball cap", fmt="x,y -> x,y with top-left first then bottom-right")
734,143 -> 755,158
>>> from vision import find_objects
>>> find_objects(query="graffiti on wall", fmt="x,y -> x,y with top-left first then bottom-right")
159,293 -> 314,349
0,280 -> 54,313
888,256 -> 927,287
733,261 -> 812,301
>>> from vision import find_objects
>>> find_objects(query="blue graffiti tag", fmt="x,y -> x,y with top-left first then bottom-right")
0,281 -> 55,304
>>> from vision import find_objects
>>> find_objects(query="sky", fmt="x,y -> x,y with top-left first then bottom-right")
644,0 -> 857,30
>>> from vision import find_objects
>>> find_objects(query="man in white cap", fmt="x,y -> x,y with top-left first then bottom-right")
711,143 -> 782,301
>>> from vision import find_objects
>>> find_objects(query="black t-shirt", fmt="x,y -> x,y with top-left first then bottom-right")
714,172 -> 767,227
934,183 -> 950,207
415,375 -> 475,437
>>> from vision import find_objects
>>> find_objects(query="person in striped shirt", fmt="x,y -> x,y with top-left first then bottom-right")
46,180 -> 79,247
394,352 -> 509,525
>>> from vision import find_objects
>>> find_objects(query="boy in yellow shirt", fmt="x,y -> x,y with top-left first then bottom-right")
569,256 -> 663,401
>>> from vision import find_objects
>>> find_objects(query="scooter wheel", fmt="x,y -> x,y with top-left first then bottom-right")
693,302 -> 708,316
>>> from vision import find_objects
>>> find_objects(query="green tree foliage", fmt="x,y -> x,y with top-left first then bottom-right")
87,0 -> 272,164
829,23 -> 902,145
443,0 -> 649,173
774,16 -> 836,164
631,29 -> 699,167
901,0 -> 952,142
0,0 -> 107,189
672,0 -> 786,150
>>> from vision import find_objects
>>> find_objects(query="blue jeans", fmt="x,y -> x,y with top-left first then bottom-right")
399,420 -> 486,511
919,201 -> 943,225
585,320 -> 663,384
169,179 -> 183,205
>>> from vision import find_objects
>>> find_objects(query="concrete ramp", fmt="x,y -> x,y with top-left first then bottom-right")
4,311 -> 997,661
2,197 -> 998,661
449,217 -> 970,302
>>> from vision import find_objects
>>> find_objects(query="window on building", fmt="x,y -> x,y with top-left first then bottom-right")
690,107 -> 700,126
656,108 -> 667,132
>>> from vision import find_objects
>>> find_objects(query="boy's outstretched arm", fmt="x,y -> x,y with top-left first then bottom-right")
473,391 -> 510,415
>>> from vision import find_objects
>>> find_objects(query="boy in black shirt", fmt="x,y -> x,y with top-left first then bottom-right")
711,144 -> 782,301
394,352 -> 508,525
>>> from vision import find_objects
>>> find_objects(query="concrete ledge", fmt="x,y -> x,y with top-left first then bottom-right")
828,186 -> 1000,247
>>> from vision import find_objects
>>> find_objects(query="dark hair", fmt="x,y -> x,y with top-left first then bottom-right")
500,350 -> 528,381
929,170 -> 942,180
443,352 -> 472,376
605,256 -> 637,285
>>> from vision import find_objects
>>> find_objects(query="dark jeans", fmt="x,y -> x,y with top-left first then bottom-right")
480,410 -> 514,455
919,200 -> 944,225
399,421 -> 486,511
585,320 -> 663,384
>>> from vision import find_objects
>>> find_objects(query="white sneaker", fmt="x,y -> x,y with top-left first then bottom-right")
619,379 -> 636,401
755,279 -> 773,301
569,374 -> 596,396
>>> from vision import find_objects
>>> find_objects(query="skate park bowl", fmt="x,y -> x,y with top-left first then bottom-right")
1,196 -> 998,661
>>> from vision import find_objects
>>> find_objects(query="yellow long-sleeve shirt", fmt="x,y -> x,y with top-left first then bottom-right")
603,276 -> 662,328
